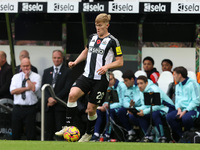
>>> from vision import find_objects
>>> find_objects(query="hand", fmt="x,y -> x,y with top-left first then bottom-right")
179,110 -> 187,118
97,66 -> 108,75
130,100 -> 135,107
137,110 -> 144,117
68,61 -> 76,69
47,97 -> 57,107
24,70 -> 30,79
97,106 -> 106,112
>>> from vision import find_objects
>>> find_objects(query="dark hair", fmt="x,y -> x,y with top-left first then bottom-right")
173,66 -> 187,78
122,70 -> 135,80
137,75 -> 148,83
143,56 -> 154,65
161,59 -> 173,66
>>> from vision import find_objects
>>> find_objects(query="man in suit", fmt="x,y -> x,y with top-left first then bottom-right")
0,51 -> 13,99
15,50 -> 38,73
42,50 -> 72,140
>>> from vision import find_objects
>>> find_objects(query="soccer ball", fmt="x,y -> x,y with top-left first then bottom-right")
63,126 -> 80,142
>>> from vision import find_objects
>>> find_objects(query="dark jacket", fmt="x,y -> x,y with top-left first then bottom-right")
42,64 -> 72,111
0,62 -> 13,99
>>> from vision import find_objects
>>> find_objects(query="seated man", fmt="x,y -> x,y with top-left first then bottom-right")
136,76 -> 175,142
117,70 -> 141,142
166,66 -> 200,140
90,71 -> 126,141
143,56 -> 159,83
161,59 -> 173,73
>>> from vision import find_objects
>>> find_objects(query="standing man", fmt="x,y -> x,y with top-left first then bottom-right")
0,51 -> 13,99
166,66 -> 200,140
56,13 -> 123,142
10,58 -> 41,140
42,50 -> 72,140
15,50 -> 38,73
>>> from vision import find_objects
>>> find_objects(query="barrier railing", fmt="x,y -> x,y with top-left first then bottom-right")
41,84 -> 67,141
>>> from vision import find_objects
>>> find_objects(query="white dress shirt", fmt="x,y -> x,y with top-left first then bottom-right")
10,71 -> 41,105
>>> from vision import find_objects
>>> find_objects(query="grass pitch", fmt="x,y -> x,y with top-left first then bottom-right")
1,141 -> 200,150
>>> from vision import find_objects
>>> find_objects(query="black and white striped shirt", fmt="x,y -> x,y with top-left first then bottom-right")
83,33 -> 122,80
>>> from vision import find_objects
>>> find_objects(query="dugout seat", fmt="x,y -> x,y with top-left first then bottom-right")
188,71 -> 197,81
134,70 -> 147,78
157,71 -> 174,94
112,70 -> 123,82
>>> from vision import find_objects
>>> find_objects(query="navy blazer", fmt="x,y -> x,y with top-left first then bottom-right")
42,64 -> 72,111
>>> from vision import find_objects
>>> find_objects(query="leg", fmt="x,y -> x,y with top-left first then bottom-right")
182,110 -> 197,131
152,110 -> 165,137
24,106 -> 37,140
166,110 -> 183,137
45,109 -> 55,140
66,87 -> 85,126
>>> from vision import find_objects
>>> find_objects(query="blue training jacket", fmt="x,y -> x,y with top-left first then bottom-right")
175,77 -> 200,117
123,84 -> 141,108
136,80 -> 174,115
104,80 -> 127,110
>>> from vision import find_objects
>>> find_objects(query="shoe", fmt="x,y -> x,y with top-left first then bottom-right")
55,126 -> 68,136
78,133 -> 92,142
127,134 -> 137,142
142,136 -> 154,142
159,136 -> 167,143
90,135 -> 99,142
103,135 -> 110,142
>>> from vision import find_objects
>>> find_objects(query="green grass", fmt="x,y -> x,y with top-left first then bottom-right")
0,141 -> 200,150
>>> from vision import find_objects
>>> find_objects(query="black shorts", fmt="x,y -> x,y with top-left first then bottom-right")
72,75 -> 109,105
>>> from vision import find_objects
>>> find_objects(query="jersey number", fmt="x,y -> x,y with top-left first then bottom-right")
96,92 -> 105,100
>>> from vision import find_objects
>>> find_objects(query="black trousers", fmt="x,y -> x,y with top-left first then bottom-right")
12,105 -> 36,140
45,107 -> 66,140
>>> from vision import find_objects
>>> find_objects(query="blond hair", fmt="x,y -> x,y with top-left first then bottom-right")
95,13 -> 111,24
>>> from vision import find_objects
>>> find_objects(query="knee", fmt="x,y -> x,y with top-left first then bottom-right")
86,106 -> 96,116
68,92 -> 77,102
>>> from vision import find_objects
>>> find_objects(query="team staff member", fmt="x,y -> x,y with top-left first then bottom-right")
10,58 -> 41,140
166,66 -> 200,139
42,50 -> 72,140
55,13 -> 123,142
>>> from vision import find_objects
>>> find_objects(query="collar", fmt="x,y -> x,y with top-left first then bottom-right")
112,79 -> 119,89
181,77 -> 189,85
53,63 -> 62,72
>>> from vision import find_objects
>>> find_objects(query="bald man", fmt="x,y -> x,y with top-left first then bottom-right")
0,51 -> 13,99
10,58 -> 41,140
15,50 -> 38,73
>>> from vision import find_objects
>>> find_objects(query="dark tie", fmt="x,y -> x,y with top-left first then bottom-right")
21,78 -> 26,100
52,68 -> 58,86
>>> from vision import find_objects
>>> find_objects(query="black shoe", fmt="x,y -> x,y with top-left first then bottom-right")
159,136 -> 167,143
103,135 -> 110,142
90,135 -> 99,142
127,134 -> 137,142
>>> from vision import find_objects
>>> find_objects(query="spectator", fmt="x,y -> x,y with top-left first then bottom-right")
161,59 -> 173,72
166,66 -> 200,140
42,50 -> 72,140
10,58 -> 41,140
117,70 -> 141,142
90,71 -> 126,141
136,76 -> 175,142
15,50 -> 38,73
0,51 -> 13,99
143,56 -> 159,83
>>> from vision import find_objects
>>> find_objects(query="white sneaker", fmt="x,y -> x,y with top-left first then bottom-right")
55,126 -> 68,136
78,133 -> 92,142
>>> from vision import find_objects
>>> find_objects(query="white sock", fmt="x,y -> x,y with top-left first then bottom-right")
67,101 -> 77,107
94,132 -> 99,137
88,113 -> 97,121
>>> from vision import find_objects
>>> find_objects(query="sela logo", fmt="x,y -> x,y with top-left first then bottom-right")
144,3 -> 166,12
178,3 -> 200,12
54,3 -> 74,11
88,47 -> 104,55
111,3 -> 133,11
19,2 -> 47,12
83,3 -> 104,12
0,3 -> 14,11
